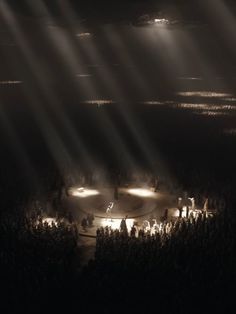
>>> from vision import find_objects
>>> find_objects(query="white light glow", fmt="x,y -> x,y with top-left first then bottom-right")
223,97 -> 236,102
173,208 -> 204,219
71,187 -> 100,198
101,218 -> 134,231
173,206 -> 188,218
176,103 -> 236,111
42,218 -> 58,227
83,99 -> 114,105
76,32 -> 91,38
141,100 -> 174,105
154,18 -> 169,24
177,91 -> 232,98
128,188 -> 156,198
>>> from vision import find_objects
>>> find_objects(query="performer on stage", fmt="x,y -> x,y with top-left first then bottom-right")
106,202 -> 114,220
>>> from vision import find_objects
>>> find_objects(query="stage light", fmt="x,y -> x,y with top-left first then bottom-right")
128,188 -> 156,198
71,187 -> 100,198
101,218 -> 134,231
42,218 -> 58,227
173,207 -> 188,218
154,18 -> 169,24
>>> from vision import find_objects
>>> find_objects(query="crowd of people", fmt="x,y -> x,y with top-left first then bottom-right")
0,163 -> 236,312
83,211 -> 236,312
95,213 -> 218,264
0,208 -> 80,310
81,213 -> 95,231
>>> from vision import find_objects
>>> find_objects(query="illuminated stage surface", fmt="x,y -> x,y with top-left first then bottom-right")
67,186 -> 175,226
64,186 -> 178,266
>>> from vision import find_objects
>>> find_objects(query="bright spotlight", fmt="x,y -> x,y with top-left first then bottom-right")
101,218 -> 134,231
128,188 -> 156,198
71,187 -> 100,198
42,218 -> 58,227
154,18 -> 169,24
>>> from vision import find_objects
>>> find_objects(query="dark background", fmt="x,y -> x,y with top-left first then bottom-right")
0,0 -> 236,196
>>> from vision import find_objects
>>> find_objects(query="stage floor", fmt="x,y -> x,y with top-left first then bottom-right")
63,186 -> 178,266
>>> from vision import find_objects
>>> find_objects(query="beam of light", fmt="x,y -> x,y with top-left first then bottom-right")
174,27 -> 227,91
55,4 -> 141,172
70,187 -> 100,198
0,1 -> 75,174
154,19 -> 223,93
101,25 -> 170,175
0,100 -> 38,187
199,0 -> 236,56
30,10 -> 100,171
101,218 -> 134,231
147,26 -> 189,81
177,91 -> 232,98
63,16 -> 140,174
4,1 -> 99,174
46,25 -> 92,99
128,188 -> 157,198
102,24 -> 150,97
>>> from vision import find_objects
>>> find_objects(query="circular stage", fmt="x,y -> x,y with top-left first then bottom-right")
64,185 -> 177,236
61,185 -> 209,266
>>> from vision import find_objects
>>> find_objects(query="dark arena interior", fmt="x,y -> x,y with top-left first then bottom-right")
1,1 -> 236,313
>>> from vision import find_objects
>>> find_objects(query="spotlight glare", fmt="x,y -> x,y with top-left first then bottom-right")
128,188 -> 156,198
101,218 -> 134,231
71,187 -> 100,198
41,218 -> 58,227
154,18 -> 169,24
